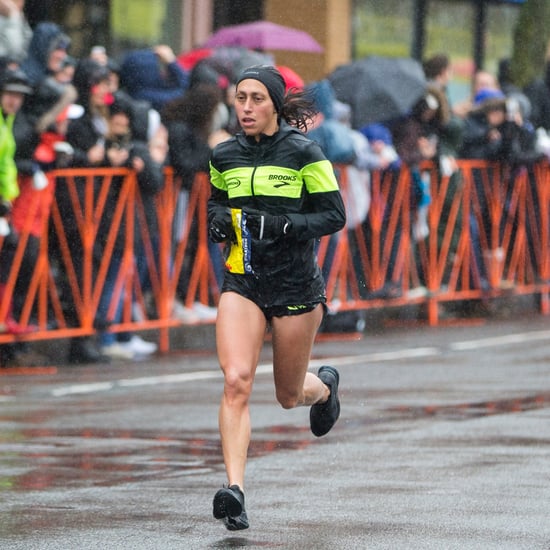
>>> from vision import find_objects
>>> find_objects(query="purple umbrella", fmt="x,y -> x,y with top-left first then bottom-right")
203,20 -> 323,53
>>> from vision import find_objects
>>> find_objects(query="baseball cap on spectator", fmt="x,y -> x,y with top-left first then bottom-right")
1,68 -> 33,95
361,122 -> 393,145
473,88 -> 506,112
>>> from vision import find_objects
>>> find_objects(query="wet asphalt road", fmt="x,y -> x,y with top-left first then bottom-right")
1,312 -> 550,549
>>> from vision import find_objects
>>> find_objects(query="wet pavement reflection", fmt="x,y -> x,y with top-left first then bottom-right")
2,391 -> 550,494
0,424 -> 315,492
387,391 -> 550,420
2,316 -> 550,548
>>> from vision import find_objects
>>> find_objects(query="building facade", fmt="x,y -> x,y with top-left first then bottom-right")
23,0 -> 523,90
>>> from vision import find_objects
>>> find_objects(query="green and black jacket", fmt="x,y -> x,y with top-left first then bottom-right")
209,122 -> 346,275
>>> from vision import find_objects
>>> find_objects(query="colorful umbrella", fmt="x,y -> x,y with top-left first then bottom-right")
202,20 -> 323,53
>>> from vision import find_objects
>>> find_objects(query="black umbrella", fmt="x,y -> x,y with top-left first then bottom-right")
328,56 -> 427,129
179,46 -> 274,84
209,46 -> 273,80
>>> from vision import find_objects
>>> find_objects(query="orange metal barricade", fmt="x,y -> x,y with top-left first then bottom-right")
323,159 -> 550,325
0,167 -> 218,351
2,160 -> 550,351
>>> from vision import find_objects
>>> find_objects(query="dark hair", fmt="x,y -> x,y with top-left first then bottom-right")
161,83 -> 223,137
73,58 -> 110,108
109,97 -> 132,117
410,84 -> 450,127
422,54 -> 450,80
280,88 -> 317,132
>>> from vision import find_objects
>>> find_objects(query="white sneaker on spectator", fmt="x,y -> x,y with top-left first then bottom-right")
172,300 -> 200,324
101,342 -> 135,360
121,335 -> 157,355
192,301 -> 218,321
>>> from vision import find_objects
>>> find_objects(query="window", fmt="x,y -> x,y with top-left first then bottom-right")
485,3 -> 520,76
353,0 -> 415,58
424,1 -> 476,104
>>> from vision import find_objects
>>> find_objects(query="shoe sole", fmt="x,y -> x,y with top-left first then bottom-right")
213,488 -> 243,519
224,511 -> 249,530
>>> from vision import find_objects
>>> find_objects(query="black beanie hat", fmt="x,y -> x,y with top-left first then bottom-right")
236,65 -> 286,114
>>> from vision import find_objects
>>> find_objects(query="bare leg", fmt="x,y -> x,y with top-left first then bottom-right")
271,304 -> 329,409
216,292 -> 267,490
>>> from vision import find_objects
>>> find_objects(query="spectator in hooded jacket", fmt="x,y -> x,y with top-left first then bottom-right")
119,44 -> 189,112
20,21 -> 70,88
460,88 -> 541,292
460,88 -> 538,164
15,21 -> 76,180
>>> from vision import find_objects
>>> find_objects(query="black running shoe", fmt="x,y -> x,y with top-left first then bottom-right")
310,366 -> 340,437
213,484 -> 249,531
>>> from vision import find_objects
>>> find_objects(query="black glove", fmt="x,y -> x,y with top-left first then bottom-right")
208,207 -> 233,243
0,199 -> 11,217
1,223 -> 19,249
243,208 -> 291,240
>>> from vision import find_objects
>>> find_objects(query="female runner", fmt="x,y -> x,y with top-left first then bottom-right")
208,66 -> 346,530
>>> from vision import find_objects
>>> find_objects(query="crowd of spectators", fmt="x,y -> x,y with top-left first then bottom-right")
0,14 -> 217,366
1,9 -> 549,364
309,53 -> 548,302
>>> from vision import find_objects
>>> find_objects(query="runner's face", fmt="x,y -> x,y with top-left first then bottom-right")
235,79 -> 278,140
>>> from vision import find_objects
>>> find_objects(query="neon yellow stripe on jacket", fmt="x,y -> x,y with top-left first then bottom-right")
209,159 -> 338,199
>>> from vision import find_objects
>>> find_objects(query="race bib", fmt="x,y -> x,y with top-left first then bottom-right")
225,208 -> 253,274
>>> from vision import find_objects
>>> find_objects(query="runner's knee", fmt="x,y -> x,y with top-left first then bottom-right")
275,387 -> 301,409
223,367 -> 254,402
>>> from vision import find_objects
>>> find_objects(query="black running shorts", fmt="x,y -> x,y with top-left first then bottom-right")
221,270 -> 327,320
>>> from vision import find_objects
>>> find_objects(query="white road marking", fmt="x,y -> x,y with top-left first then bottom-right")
309,347 -> 440,367
118,370 -> 220,387
449,329 -> 550,351
49,347 -> 440,397
51,382 -> 115,397
48,330 -> 550,397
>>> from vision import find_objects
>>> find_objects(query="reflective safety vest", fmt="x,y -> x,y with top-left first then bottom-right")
0,110 -> 18,201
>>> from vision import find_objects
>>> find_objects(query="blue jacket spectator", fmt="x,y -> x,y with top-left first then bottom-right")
460,88 -> 540,166
20,22 -> 70,86
119,45 -> 189,112
306,79 -> 356,164
360,122 -> 400,171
